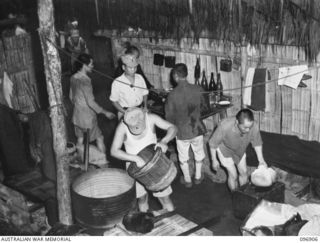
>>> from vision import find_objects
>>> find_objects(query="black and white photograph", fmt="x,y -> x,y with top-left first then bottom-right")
0,0 -> 320,239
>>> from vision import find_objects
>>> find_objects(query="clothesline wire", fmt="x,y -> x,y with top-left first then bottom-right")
44,36 -> 316,95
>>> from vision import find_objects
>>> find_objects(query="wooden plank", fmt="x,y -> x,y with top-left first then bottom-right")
104,213 -> 213,236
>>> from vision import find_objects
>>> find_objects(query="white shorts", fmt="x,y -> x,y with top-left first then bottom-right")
126,162 -> 172,198
135,181 -> 172,198
176,135 -> 206,163
216,147 -> 247,169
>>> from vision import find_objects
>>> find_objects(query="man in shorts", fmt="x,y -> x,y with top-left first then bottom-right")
209,108 -> 268,191
111,108 -> 177,212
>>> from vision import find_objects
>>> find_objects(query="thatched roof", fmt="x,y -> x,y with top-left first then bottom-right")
53,0 -> 320,60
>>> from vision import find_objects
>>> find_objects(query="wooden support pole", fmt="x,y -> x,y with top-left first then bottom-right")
188,0 -> 193,14
37,0 -> 72,225
240,39 -> 247,109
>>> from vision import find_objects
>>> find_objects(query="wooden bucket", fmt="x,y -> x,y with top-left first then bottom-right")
71,168 -> 136,229
127,144 -> 177,192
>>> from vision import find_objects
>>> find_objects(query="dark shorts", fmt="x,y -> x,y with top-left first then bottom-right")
74,123 -> 103,142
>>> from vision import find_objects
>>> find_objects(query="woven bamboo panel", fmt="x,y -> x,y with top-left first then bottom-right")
2,35 -> 32,73
8,70 -> 38,113
0,34 -> 38,113
110,37 -> 320,142
0,41 -> 7,75
292,88 -> 310,140
308,68 -> 320,141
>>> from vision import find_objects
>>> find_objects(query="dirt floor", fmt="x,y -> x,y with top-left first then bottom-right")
151,174 -> 243,235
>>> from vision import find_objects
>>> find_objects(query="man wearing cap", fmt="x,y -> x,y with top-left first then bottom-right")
110,54 -> 149,119
111,107 -> 177,212
209,108 -> 268,191
66,29 -> 89,72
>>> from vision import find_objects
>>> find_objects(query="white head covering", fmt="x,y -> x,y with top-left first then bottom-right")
123,107 -> 146,135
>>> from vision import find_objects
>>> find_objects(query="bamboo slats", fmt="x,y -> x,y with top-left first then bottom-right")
110,36 -> 320,142
0,34 -> 38,113
0,42 -> 7,75
308,68 -> 320,141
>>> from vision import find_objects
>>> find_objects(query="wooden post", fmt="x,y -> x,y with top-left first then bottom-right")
240,38 -> 247,109
37,0 -> 72,225
188,0 -> 193,14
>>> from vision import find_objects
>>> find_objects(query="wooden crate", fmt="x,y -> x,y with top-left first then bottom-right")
232,182 -> 285,220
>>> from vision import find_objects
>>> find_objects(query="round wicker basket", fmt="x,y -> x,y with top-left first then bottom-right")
128,144 -> 177,192
71,168 -> 136,229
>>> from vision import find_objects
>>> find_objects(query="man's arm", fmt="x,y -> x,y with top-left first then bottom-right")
251,124 -> 267,166
112,101 -> 126,114
110,123 -> 145,167
164,94 -> 175,124
254,145 -> 267,166
66,38 -> 74,52
140,75 -> 149,110
209,123 -> 224,170
149,113 -> 177,152
143,94 -> 148,110
82,84 -> 115,119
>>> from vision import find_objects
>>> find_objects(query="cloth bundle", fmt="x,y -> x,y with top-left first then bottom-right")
251,164 -> 277,187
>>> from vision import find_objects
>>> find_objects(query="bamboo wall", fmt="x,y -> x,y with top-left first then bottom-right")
0,34 -> 39,113
109,35 -> 320,142
109,37 -> 242,132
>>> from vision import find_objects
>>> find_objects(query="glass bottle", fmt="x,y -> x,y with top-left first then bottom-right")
216,73 -> 223,102
194,57 -> 200,85
208,72 -> 217,91
200,70 -> 208,91
208,72 -> 217,106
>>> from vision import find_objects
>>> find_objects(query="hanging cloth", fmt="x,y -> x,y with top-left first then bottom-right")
278,65 -> 308,89
0,71 -> 14,108
250,68 -> 267,111
243,67 -> 255,106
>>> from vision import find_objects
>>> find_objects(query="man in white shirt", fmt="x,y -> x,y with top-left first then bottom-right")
110,54 -> 149,119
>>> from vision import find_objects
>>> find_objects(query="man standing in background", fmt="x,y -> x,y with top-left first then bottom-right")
110,54 -> 149,119
165,63 -> 207,187
69,53 -> 115,153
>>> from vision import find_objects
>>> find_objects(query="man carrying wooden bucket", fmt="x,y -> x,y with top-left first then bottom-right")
111,107 -> 177,212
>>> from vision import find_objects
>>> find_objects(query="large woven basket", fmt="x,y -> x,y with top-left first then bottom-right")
71,168 -> 136,229
128,144 -> 177,192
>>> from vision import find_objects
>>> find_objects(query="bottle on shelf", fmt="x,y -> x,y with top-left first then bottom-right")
194,57 -> 201,86
208,72 -> 217,106
200,70 -> 208,91
216,72 -> 223,102
208,72 -> 217,91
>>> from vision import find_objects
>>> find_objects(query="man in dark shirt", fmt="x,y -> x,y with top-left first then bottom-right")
165,63 -> 207,187
209,109 -> 267,191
